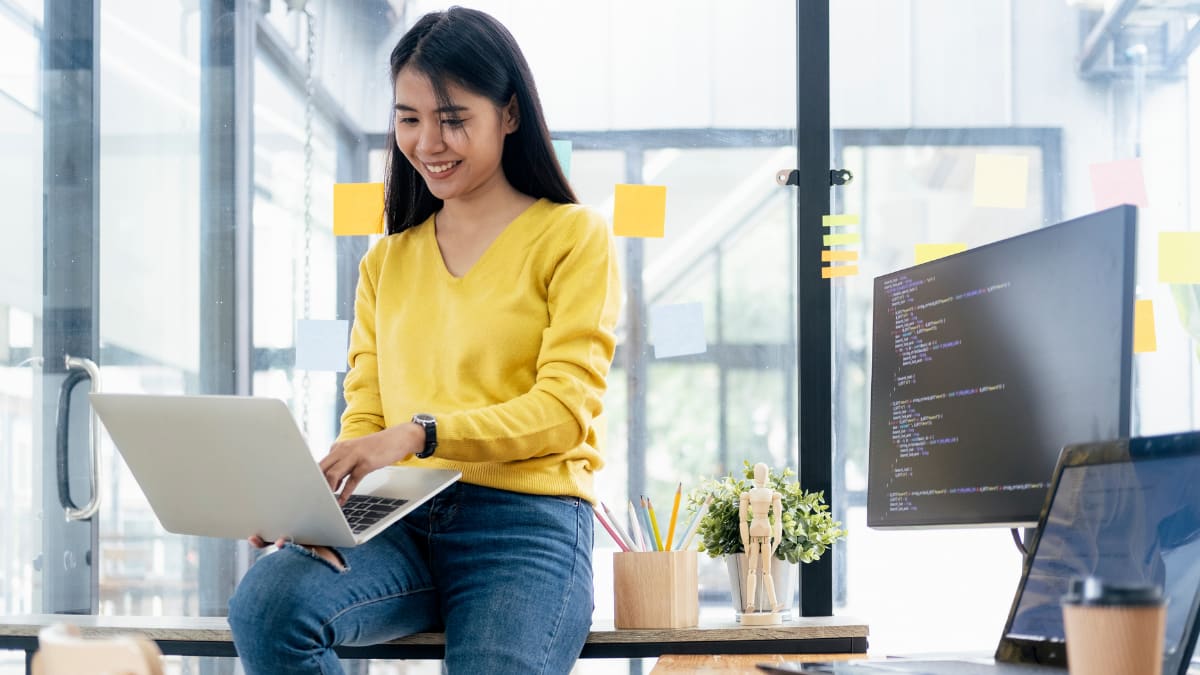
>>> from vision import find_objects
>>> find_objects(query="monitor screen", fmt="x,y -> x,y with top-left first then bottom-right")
867,206 -> 1136,528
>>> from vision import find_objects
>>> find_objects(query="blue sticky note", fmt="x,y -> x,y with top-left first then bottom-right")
552,139 -> 572,180
295,319 -> 350,372
649,303 -> 707,359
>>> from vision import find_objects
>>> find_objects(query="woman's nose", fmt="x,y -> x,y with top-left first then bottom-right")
416,123 -> 446,154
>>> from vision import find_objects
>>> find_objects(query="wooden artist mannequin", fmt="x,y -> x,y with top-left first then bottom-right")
739,462 -> 784,625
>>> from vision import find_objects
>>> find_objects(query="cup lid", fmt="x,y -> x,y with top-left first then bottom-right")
1062,577 -> 1163,607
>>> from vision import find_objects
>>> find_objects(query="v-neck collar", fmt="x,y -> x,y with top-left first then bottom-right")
430,198 -> 545,283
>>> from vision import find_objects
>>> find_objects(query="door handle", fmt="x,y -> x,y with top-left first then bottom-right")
57,354 -> 102,521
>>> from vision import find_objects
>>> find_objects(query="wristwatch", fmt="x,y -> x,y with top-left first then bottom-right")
411,413 -> 438,458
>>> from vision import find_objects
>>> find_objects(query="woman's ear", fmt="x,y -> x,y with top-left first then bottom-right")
503,95 -> 520,134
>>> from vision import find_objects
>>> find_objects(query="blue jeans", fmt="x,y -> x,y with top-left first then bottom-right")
227,482 -> 594,674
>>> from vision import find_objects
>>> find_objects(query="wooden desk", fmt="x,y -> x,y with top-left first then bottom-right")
651,653 -> 864,673
0,614 -> 868,672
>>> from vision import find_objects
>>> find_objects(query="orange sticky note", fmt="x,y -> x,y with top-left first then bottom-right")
822,265 -> 858,279
915,243 -> 968,265
1133,299 -> 1157,354
821,250 -> 858,262
333,183 -> 385,236
613,184 -> 667,238
973,153 -> 1029,209
1158,232 -> 1200,283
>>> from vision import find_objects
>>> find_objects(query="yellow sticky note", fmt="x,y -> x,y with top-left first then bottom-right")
613,184 -> 667,238
333,182 -> 385,236
915,243 -> 968,265
822,214 -> 859,227
822,265 -> 859,279
973,154 -> 1029,209
823,233 -> 861,246
1133,300 -> 1156,354
1158,232 -> 1200,283
821,250 -> 858,262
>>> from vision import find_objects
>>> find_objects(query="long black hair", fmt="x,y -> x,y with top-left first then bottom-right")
384,6 -> 576,235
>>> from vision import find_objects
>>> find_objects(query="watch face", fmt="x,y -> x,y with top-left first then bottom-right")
414,413 -> 435,425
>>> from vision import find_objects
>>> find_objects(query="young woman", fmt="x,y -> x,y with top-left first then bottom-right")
227,7 -> 621,674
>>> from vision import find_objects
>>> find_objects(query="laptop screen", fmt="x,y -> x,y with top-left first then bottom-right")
1006,452 -> 1200,659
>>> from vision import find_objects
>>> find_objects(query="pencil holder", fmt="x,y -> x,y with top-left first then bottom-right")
612,550 -> 699,629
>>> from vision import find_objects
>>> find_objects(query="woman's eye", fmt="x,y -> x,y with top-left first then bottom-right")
396,117 -> 418,126
441,118 -> 465,128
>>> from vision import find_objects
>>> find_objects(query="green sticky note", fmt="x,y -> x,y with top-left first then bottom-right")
823,232 -> 861,246
915,243 -> 968,265
552,139 -> 572,180
973,153 -> 1029,209
613,184 -> 667,238
1158,232 -> 1200,283
822,214 -> 859,227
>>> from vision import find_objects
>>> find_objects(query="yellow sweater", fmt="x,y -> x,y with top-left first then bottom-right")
337,198 -> 622,503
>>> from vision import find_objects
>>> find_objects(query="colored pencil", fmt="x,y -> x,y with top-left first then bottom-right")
665,482 -> 682,550
628,499 -> 648,551
601,501 -> 636,551
592,506 -> 629,551
647,497 -> 665,551
679,496 -> 713,550
639,497 -> 656,551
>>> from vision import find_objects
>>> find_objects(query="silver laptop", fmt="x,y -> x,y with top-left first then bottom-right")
760,431 -> 1200,675
90,393 -> 461,548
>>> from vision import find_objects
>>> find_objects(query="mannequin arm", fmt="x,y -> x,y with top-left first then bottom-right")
769,493 -> 783,556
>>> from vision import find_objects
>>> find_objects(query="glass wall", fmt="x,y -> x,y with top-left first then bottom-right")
0,1 -> 802,673
830,0 -> 1200,655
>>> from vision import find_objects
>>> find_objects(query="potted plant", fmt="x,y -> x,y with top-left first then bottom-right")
686,461 -> 846,619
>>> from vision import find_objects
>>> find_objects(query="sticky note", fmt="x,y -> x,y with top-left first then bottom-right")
333,183 -> 385,236
295,319 -> 350,371
649,302 -> 706,359
973,154 -> 1029,209
1158,232 -> 1200,283
552,139 -> 572,180
613,184 -> 667,238
822,265 -> 859,279
822,214 -> 859,227
915,243 -> 968,265
1090,158 -> 1149,211
1133,300 -> 1156,354
821,250 -> 858,262
823,233 -> 861,246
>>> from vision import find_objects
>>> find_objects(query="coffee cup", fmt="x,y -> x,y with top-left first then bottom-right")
1061,577 -> 1165,675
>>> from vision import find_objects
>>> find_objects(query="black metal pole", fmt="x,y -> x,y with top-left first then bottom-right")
796,0 -> 833,617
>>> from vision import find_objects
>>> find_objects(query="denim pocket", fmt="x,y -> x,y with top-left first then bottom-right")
549,495 -> 581,508
285,542 -> 350,574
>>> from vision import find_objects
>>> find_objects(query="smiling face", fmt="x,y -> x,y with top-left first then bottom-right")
392,66 -> 518,204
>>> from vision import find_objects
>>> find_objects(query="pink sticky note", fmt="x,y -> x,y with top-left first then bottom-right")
1089,158 -> 1149,211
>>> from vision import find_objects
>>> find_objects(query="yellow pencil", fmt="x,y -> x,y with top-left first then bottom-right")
665,482 -> 682,550
647,497 -> 664,551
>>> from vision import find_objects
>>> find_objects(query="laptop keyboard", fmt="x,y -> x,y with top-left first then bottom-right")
340,495 -> 409,534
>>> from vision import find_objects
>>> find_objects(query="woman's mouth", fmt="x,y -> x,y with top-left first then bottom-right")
424,160 -> 462,177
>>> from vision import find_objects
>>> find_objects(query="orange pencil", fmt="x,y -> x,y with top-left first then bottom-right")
665,482 -> 682,550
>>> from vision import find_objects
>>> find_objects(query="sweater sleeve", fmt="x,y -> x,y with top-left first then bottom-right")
337,242 -> 386,441
434,210 -> 622,462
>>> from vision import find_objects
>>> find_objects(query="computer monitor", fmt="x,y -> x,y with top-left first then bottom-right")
867,205 -> 1136,528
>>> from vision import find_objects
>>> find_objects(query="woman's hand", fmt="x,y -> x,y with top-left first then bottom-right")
247,536 -> 344,570
318,423 -> 424,505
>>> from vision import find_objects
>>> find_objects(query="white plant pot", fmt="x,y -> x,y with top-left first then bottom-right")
724,553 -> 794,622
